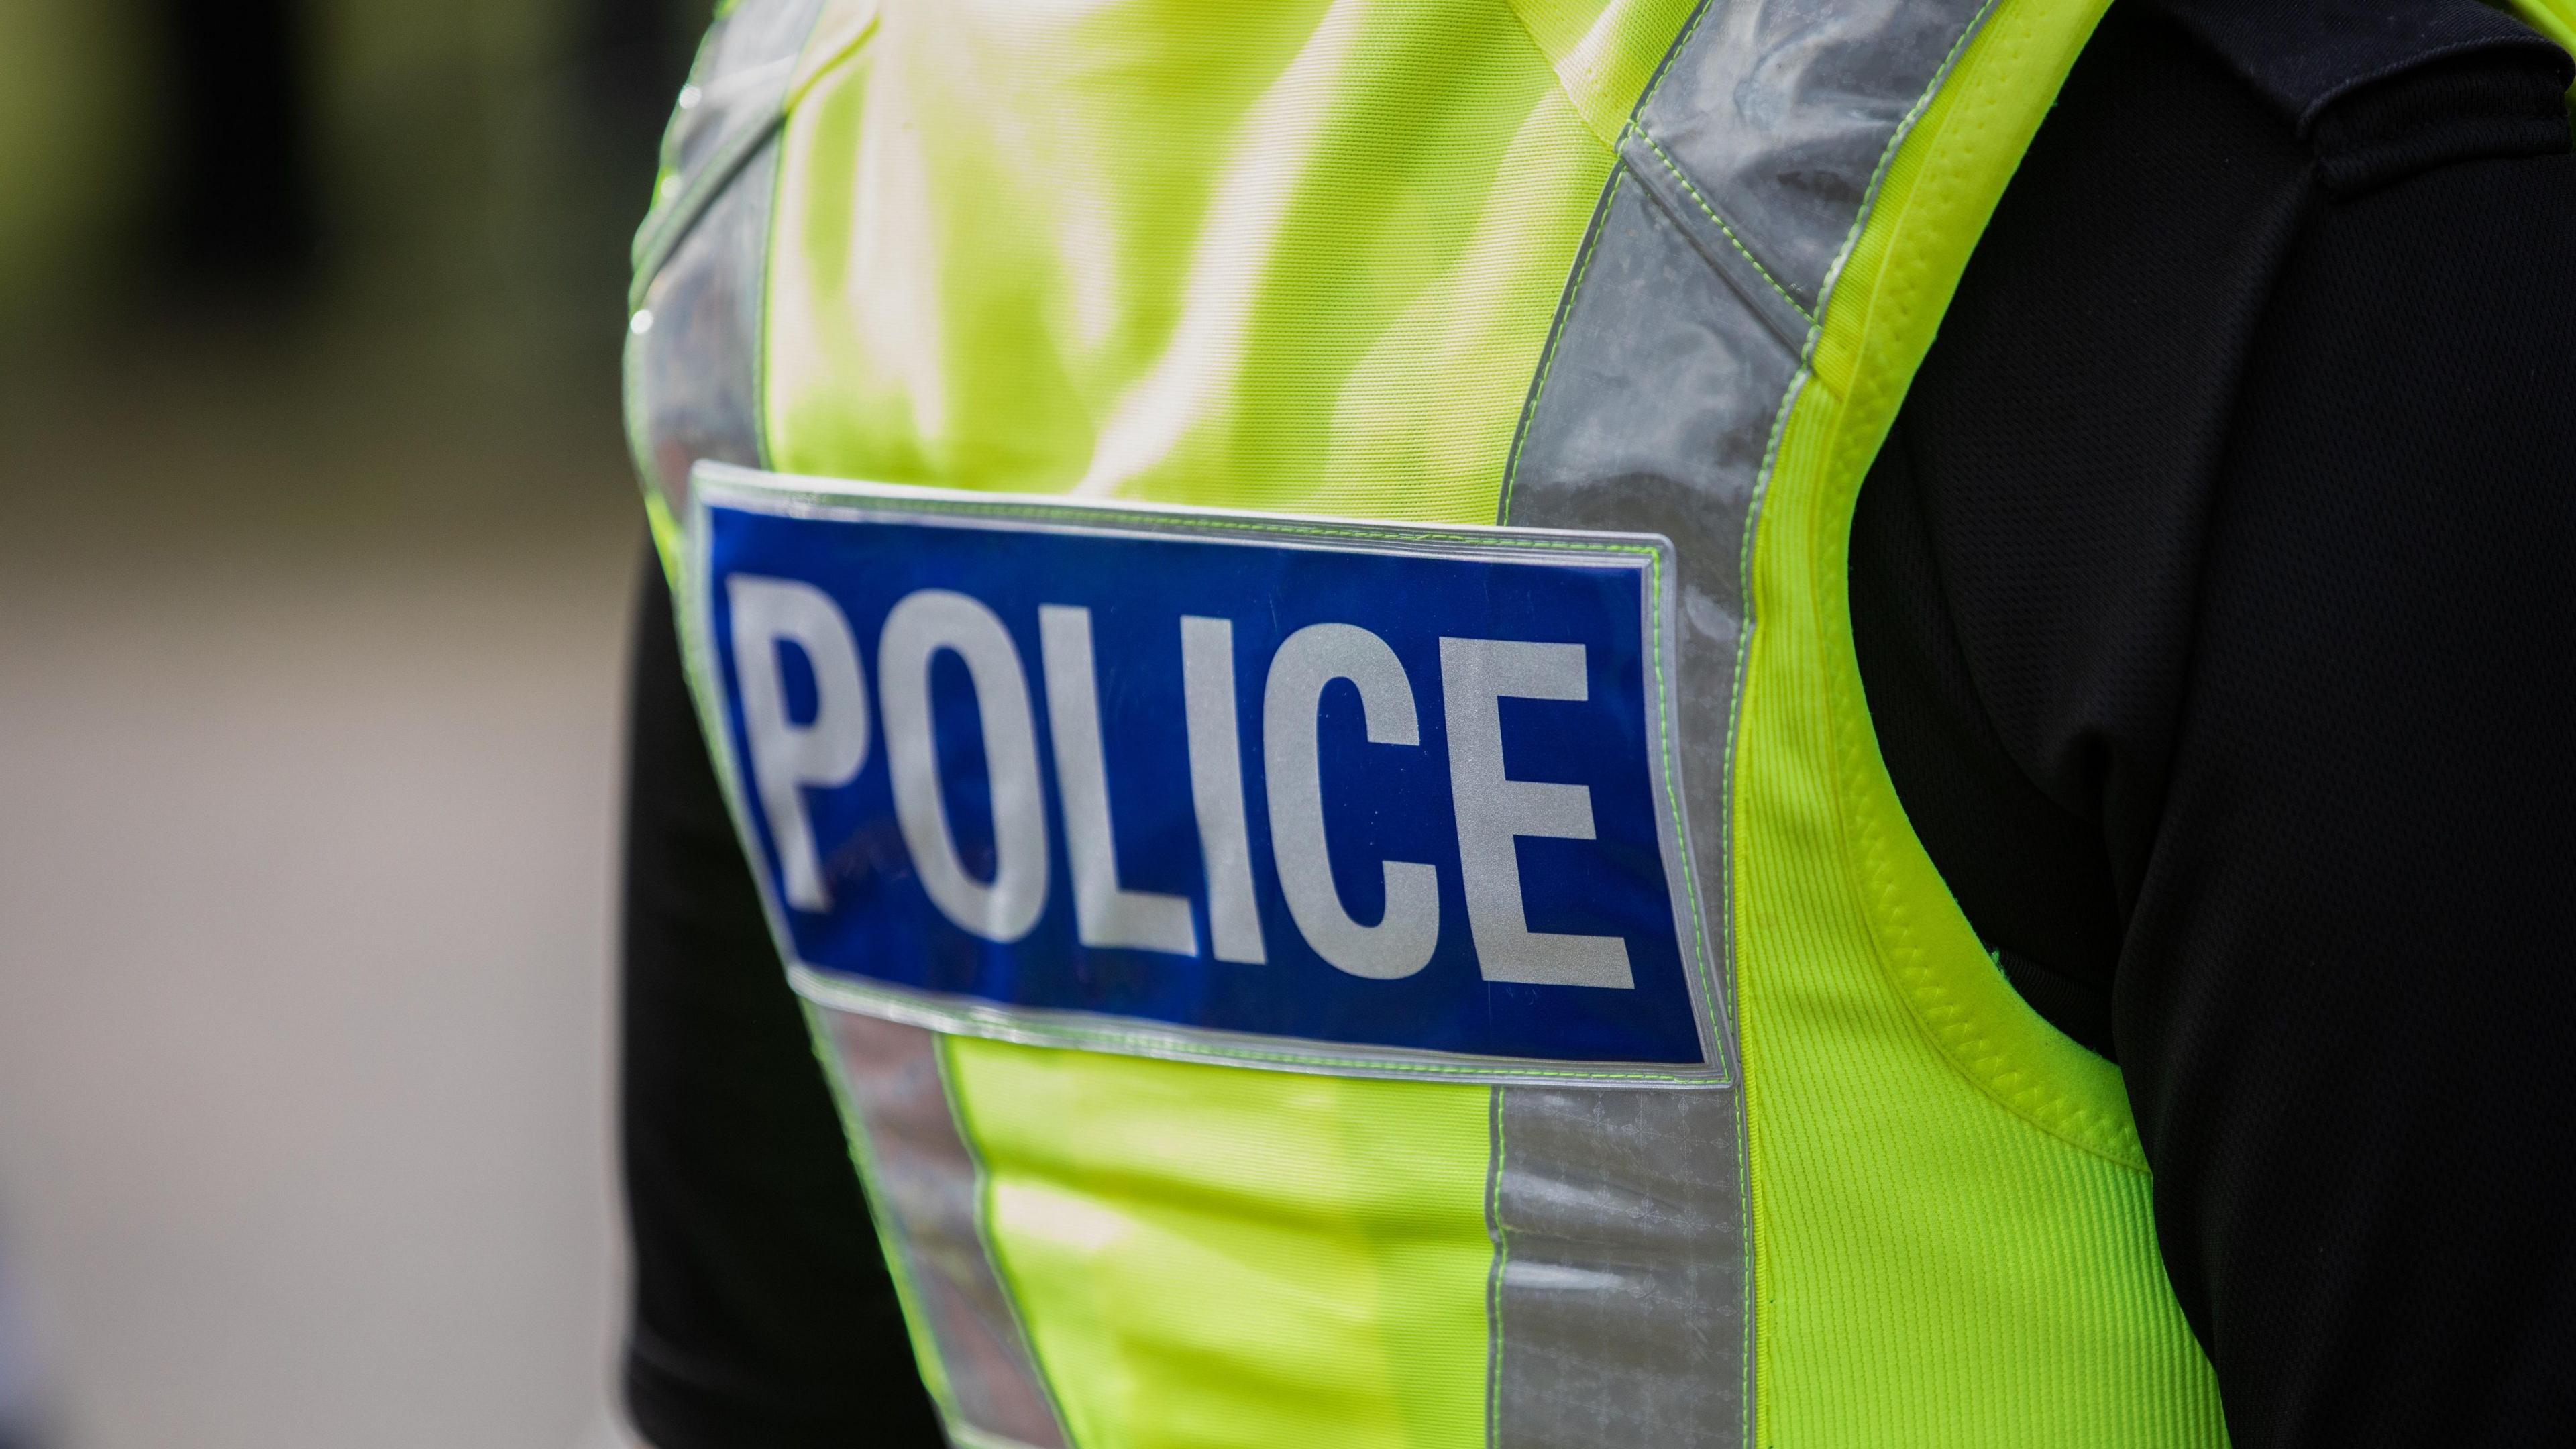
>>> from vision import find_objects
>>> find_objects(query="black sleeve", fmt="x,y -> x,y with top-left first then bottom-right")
1853,7 -> 2576,1444
2119,138 -> 2576,1446
620,555 -> 945,1448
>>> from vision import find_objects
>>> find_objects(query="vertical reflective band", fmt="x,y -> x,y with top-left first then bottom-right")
817,1011 -> 1067,1449
879,590 -> 1051,944
1181,615 -> 1267,965
729,574 -> 871,910
1494,0 -> 2002,1443
1038,604 -> 1199,957
627,138 -> 778,525
625,0 -> 826,523
1260,623 -> 1440,982
646,0 -> 826,224
1439,638 -> 1633,990
1489,1085 -> 1750,1448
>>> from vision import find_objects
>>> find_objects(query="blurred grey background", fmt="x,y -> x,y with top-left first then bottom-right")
0,1 -> 710,1444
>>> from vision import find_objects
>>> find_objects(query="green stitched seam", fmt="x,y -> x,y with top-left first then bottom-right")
1625,125 -> 1818,325
1733,1084 -> 1754,1447
1483,1085 -> 1509,1449
1808,0 -> 2001,320
1646,541 -> 1727,1054
1707,364 -> 1807,1069
1497,164 -> 1625,525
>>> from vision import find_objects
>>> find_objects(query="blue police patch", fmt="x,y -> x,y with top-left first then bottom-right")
682,462 -> 1725,1083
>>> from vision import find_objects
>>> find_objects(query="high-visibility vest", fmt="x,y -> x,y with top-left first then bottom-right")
622,1 -> 2278,1443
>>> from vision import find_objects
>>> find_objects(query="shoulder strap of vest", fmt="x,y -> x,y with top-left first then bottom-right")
2156,0 -> 2572,134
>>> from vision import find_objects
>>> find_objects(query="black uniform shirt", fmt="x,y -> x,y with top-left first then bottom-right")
618,4 -> 2576,1444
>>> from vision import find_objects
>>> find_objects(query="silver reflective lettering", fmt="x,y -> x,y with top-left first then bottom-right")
727,574 -> 871,912
878,590 -> 1050,943
1440,637 -> 1634,988
1262,623 -> 1438,980
1039,604 -> 1197,956
1181,616 -> 1266,964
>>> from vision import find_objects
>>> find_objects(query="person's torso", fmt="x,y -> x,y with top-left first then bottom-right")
625,1 -> 2231,1443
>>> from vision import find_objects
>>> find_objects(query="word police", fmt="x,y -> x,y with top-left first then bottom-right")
731,575 -> 1635,989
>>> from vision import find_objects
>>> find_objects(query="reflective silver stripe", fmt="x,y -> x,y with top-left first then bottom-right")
625,0 -> 826,521
1493,1 -> 1998,1443
631,0 -> 825,286
1488,1085 -> 1750,1448
627,138 -> 781,524
817,1010 -> 1069,1449
1635,0 -> 1997,315
1503,166 -> 1788,918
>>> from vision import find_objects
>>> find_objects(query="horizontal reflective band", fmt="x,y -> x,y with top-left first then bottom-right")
683,463 -> 1726,1084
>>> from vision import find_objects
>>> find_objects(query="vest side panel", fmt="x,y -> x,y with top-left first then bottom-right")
1730,0 -> 2228,1440
942,1037 -> 1495,1449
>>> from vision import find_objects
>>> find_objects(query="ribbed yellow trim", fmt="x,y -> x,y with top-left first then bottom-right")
1735,0 -> 2229,1439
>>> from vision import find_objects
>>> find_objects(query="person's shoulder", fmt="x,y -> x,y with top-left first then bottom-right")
2153,0 -> 2574,195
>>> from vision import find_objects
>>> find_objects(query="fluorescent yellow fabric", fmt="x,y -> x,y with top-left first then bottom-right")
2520,0 -> 2576,50
2506,0 -> 2576,108
944,1038 -> 1492,1449
764,0 -> 1695,522
1731,0 -> 2227,1440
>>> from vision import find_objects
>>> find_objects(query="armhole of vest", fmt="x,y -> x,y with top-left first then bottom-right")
1747,0 -> 2148,1173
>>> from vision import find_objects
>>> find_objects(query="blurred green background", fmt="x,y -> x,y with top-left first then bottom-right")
0,3 -> 710,1445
